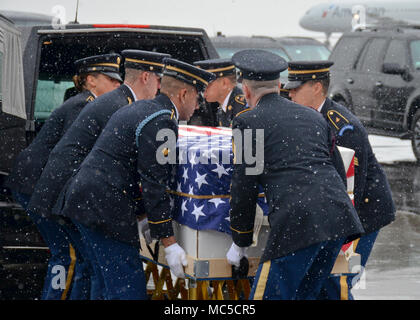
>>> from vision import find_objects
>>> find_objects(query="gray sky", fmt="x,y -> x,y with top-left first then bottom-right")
0,0 -> 330,40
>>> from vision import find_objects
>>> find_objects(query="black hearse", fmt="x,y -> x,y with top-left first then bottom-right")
0,12 -> 219,299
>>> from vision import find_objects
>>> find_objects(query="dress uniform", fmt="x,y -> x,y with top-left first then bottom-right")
5,53 -> 122,300
193,58 -> 247,127
27,50 -> 170,300
227,50 -> 364,300
27,50 -> 169,220
216,86 -> 247,127
53,58 -> 215,299
285,61 -> 396,300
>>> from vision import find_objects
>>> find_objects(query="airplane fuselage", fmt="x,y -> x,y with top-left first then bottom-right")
300,1 -> 420,33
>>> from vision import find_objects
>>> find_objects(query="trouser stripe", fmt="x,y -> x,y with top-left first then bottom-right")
253,260 -> 271,300
61,245 -> 76,300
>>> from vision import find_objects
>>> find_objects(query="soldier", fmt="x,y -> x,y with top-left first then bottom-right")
26,50 -> 169,300
193,58 -> 247,127
5,53 -> 122,300
285,60 -> 396,300
226,49 -> 364,300
53,58 -> 215,299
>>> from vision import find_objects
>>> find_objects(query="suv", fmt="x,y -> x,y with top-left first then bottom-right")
328,27 -> 420,160
211,35 -> 331,82
0,14 -> 219,299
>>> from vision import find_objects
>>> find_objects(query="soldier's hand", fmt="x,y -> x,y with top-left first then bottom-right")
227,242 -> 248,267
164,243 -> 188,279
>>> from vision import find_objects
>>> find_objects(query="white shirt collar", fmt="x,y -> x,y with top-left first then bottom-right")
317,99 -> 326,112
124,83 -> 138,101
221,90 -> 233,113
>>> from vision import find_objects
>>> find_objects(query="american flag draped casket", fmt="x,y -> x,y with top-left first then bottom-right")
169,125 -> 268,235
139,125 -> 360,278
170,125 -> 355,235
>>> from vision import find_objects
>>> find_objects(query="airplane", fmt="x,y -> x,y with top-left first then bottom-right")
300,1 -> 420,44
0,10 -> 56,26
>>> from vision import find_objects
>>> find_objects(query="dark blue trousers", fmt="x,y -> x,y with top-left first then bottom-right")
74,222 -> 147,300
250,238 -> 345,300
11,191 -> 90,300
70,220 -> 106,300
317,231 -> 379,300
57,217 -> 102,299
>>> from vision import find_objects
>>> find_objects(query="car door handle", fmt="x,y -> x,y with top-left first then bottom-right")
347,78 -> 354,84
375,81 -> 383,87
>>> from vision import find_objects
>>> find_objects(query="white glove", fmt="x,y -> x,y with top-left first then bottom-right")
137,218 -> 152,245
164,243 -> 188,279
226,242 -> 248,267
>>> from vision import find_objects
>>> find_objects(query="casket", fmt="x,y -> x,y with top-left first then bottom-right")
139,125 -> 360,280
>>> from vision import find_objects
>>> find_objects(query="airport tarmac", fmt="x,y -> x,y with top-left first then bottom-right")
352,135 -> 420,300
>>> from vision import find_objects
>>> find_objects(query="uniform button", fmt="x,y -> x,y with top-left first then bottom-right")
364,198 -> 369,203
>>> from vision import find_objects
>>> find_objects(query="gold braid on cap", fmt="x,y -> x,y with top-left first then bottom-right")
288,68 -> 330,75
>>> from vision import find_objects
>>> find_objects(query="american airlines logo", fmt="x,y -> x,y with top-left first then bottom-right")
322,4 -> 336,18
321,5 -> 385,19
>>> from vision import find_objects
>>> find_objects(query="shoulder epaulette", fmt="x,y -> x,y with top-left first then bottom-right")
234,94 -> 246,105
326,110 -> 354,136
86,95 -> 95,102
234,107 -> 251,118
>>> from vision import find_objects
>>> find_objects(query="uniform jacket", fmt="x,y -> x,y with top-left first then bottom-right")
5,90 -> 94,196
53,94 -> 178,246
27,84 -> 135,217
217,86 -> 248,127
229,93 -> 364,263
321,98 -> 395,234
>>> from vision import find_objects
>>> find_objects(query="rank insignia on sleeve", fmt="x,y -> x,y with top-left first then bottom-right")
354,156 -> 359,166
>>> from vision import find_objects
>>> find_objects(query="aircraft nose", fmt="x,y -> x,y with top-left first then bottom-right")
299,13 -> 312,30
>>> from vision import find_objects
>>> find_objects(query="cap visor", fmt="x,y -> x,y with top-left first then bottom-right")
283,80 -> 304,90
102,72 -> 123,83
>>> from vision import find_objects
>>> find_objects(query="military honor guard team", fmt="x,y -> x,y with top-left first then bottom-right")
5,44 -> 395,300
